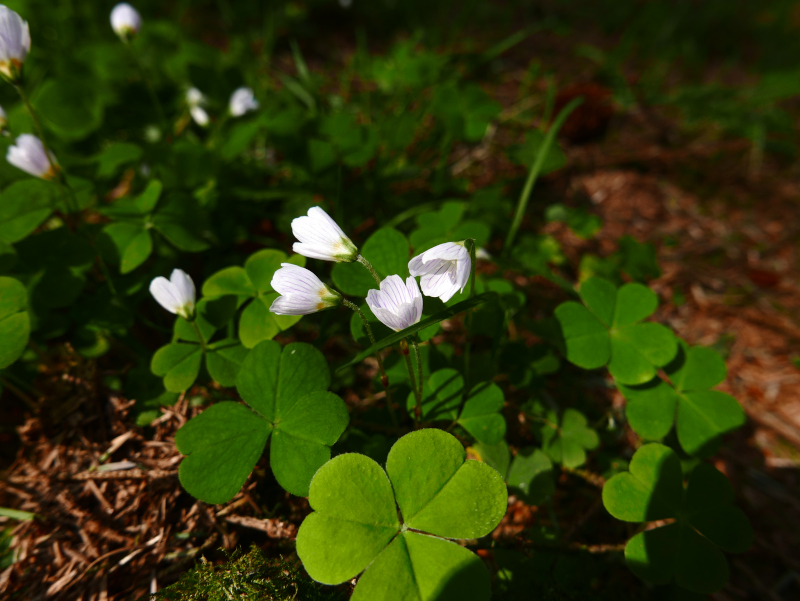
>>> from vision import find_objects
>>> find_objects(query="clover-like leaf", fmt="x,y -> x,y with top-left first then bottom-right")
175,340 -> 347,502
618,341 -> 746,456
150,343 -> 203,393
554,277 -> 678,384
407,369 -> 506,444
0,180 -> 57,244
0,277 -> 30,369
202,249 -> 306,348
533,408 -> 599,469
297,429 -> 507,600
602,443 -> 753,594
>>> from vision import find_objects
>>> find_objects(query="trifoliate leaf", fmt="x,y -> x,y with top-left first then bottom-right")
602,443 -> 753,594
533,408 -> 600,469
175,341 -> 348,501
296,429 -> 507,600
618,341 -> 746,456
554,277 -> 678,384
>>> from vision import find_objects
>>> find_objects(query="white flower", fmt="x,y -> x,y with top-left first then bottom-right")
269,263 -> 341,315
366,275 -> 423,332
186,87 -> 209,127
408,241 -> 471,303
0,6 -> 30,83
110,3 -> 141,39
229,87 -> 259,117
291,207 -> 358,262
149,269 -> 196,320
6,134 -> 58,180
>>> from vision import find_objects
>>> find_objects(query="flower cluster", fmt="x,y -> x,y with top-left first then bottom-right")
266,207 -> 472,333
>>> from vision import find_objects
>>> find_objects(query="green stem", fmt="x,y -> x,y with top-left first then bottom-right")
410,337 -> 423,411
462,239 -> 477,394
357,254 -> 382,287
504,96 -> 584,255
402,340 -> 421,427
124,41 -> 168,132
343,299 -> 397,427
15,85 -> 76,215
191,320 -> 207,354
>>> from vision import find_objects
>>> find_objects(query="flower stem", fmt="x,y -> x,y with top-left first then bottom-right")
356,254 -> 382,287
15,85 -> 76,216
191,320 -> 207,353
124,41 -> 168,132
343,299 -> 397,427
463,238 -> 477,395
402,340 -> 421,427
410,337 -> 423,411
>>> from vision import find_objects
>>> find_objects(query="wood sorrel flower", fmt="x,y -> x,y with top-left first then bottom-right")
0,5 -> 30,84
110,3 -> 141,40
269,263 -> 342,315
6,134 -> 58,180
149,269 -> 196,320
408,241 -> 471,302
366,275 -> 423,332
186,87 -> 209,127
291,207 -> 358,262
229,87 -> 259,117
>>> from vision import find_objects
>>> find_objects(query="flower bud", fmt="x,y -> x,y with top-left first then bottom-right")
0,6 -> 30,84
6,134 -> 58,180
291,207 -> 358,263
110,3 -> 142,40
269,263 -> 341,315
149,269 -> 196,320
229,87 -> 259,117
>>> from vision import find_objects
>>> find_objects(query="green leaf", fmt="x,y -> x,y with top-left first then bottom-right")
617,235 -> 661,282
506,447 -> 555,505
152,193 -> 210,252
205,341 -> 249,387
94,142 -> 143,179
554,302 -> 610,369
618,341 -> 745,456
555,278 -> 678,384
361,228 -> 410,278
33,77 -> 103,140
331,261 -> 377,297
536,409 -> 599,468
296,429 -> 505,600
602,444 -> 752,594
235,341 -> 346,496
339,293 -> 497,370
246,249 -> 305,292
297,453 -> 400,584
411,368 -> 463,422
175,402 -> 272,504
100,222 -> 153,273
202,266 -> 255,297
457,382 -> 506,444
472,440 -> 510,478
151,343 -> 203,393
0,277 -> 30,369
238,297 -> 281,348
352,532 -> 491,601
0,180 -> 57,244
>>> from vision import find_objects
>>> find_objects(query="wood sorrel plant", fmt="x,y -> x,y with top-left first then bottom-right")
0,3 -> 755,598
